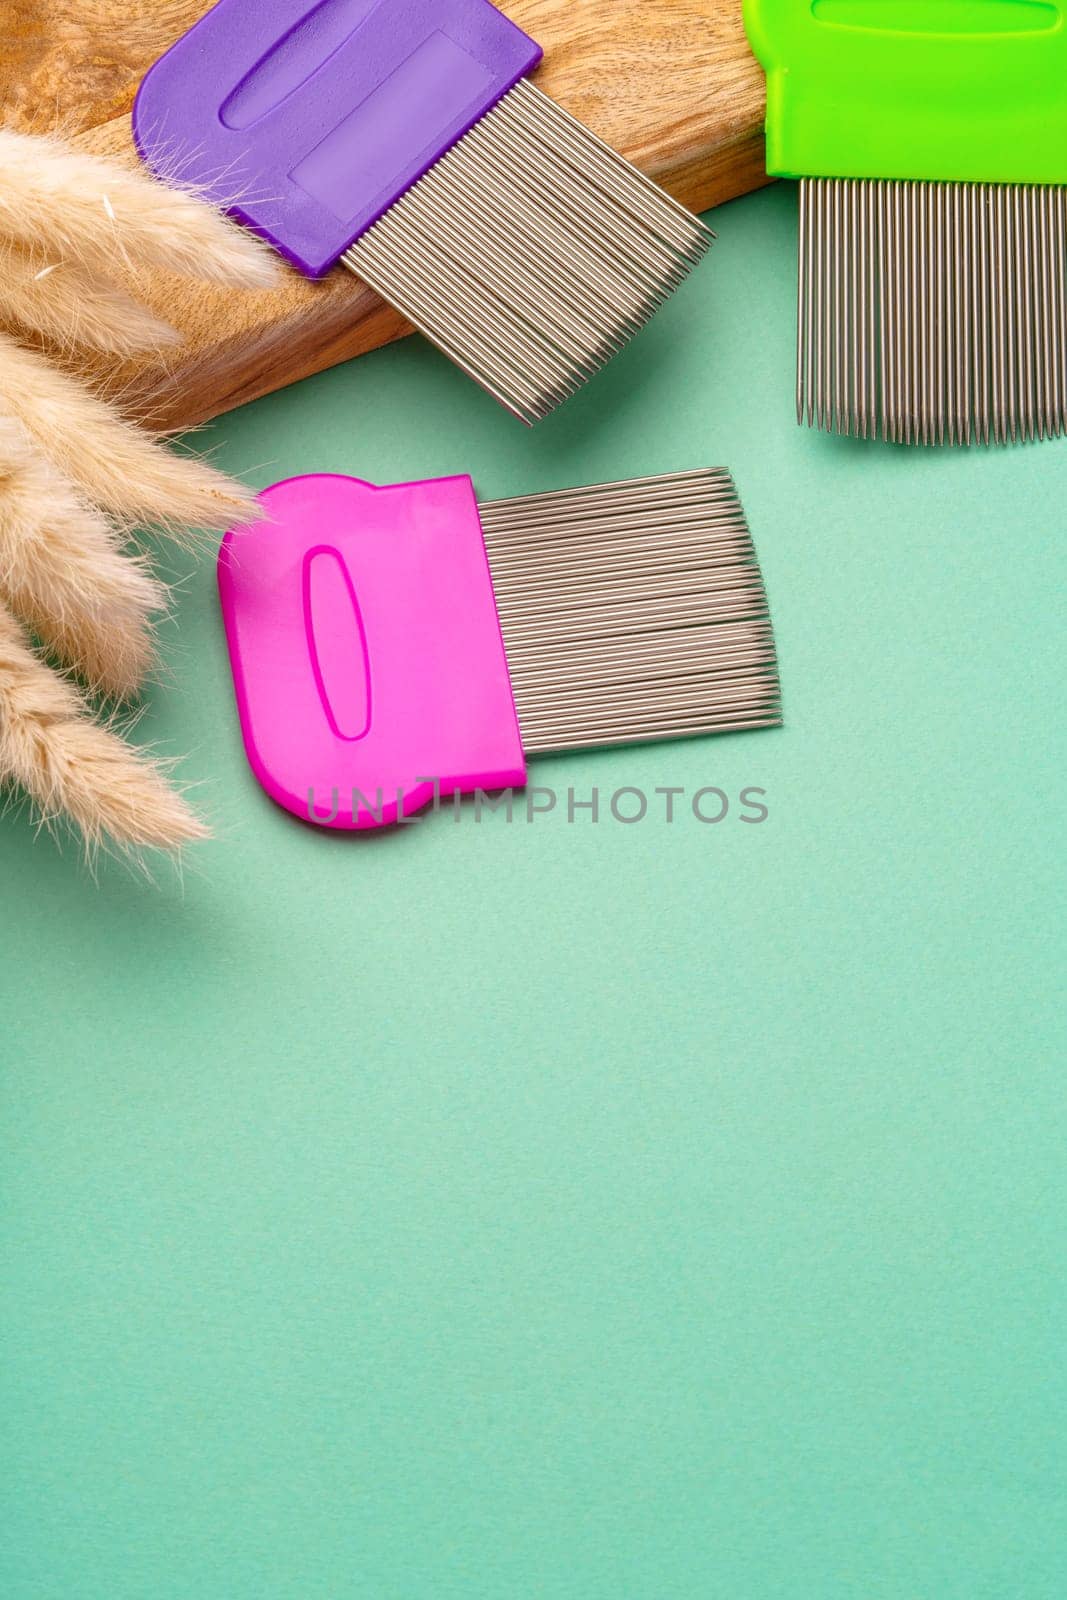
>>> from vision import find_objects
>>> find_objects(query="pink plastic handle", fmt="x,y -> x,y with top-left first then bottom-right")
219,473 -> 527,829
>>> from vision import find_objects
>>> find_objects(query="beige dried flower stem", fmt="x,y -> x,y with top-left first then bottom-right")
0,422 -> 165,699
0,599 -> 208,851
0,332 -> 260,534
0,129 -> 281,291
0,125 -> 282,857
0,245 -> 181,356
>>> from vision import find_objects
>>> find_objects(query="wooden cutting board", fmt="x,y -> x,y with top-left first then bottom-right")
2,1 -> 767,431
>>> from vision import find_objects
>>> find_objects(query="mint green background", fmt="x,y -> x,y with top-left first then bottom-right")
2,184 -> 1064,1599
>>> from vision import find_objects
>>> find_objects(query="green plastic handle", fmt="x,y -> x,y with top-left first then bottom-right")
743,0 -> 1067,184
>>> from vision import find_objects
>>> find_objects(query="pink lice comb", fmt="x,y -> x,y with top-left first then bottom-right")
220,472 -> 782,830
133,0 -> 712,425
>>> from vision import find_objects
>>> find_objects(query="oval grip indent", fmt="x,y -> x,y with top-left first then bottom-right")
220,0 -> 383,129
303,546 -> 372,742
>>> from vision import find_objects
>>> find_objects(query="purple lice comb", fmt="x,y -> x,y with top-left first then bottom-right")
133,0 -> 713,425
220,471 -> 781,831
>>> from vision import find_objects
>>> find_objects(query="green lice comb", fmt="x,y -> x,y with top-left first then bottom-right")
744,0 -> 1067,445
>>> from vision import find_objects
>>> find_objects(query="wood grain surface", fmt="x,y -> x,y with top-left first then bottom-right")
1,1 -> 767,430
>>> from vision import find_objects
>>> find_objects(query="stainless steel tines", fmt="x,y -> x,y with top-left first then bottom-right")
797,177 -> 1067,445
478,470 -> 781,754
342,81 -> 713,425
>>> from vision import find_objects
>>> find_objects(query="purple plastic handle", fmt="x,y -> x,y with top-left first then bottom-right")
133,0 -> 542,277
219,474 -> 528,830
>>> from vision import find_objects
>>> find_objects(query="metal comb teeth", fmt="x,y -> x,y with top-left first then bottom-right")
477,470 -> 781,754
798,178 -> 1067,445
342,81 -> 713,426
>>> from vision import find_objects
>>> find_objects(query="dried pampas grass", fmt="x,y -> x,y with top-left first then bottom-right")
0,600 -> 208,853
0,125 -> 280,861
0,420 -> 164,699
0,128 -> 280,290
0,245 -> 180,355
0,331 -> 260,533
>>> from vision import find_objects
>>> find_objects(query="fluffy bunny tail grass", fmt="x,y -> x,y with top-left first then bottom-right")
0,601 -> 208,851
0,332 -> 260,534
0,245 -> 181,356
0,419 -> 165,699
0,128 -> 281,291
